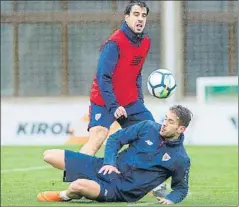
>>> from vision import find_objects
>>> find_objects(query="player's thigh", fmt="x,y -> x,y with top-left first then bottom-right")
87,103 -> 115,146
64,150 -> 104,182
119,110 -> 155,128
88,103 -> 115,130
95,181 -> 124,202
43,149 -> 65,170
135,110 -> 155,122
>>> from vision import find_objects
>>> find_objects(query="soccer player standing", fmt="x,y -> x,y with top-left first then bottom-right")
42,0 -> 166,198
80,0 -> 155,156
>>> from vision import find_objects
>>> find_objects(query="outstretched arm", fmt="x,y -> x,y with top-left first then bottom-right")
165,159 -> 191,204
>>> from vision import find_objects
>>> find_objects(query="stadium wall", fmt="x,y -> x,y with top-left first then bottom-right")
1,98 -> 237,146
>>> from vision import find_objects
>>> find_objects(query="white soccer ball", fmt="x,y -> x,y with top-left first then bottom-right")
147,69 -> 177,99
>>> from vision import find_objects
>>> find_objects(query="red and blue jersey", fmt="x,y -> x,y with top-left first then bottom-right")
90,21 -> 150,115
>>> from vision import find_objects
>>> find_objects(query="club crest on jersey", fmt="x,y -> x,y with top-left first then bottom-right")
145,140 -> 153,145
162,153 -> 171,161
95,113 -> 101,121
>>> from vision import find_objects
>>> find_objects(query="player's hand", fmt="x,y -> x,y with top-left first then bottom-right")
157,197 -> 174,205
114,106 -> 127,119
98,165 -> 121,175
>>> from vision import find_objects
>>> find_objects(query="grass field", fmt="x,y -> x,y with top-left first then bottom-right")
1,145 -> 238,206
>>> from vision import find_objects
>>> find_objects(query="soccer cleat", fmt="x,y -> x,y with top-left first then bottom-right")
37,191 -> 65,202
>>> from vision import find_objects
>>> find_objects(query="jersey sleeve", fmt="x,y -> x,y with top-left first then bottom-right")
136,72 -> 144,102
96,41 -> 120,114
103,120 -> 152,166
165,158 -> 191,204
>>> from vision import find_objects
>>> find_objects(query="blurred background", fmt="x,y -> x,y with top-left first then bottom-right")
1,0 -> 238,98
1,2 -> 238,205
0,1 -> 238,145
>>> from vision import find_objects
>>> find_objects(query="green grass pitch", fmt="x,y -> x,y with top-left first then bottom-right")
1,145 -> 238,206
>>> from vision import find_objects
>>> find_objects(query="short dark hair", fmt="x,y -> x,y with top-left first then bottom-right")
124,0 -> 149,16
169,105 -> 193,128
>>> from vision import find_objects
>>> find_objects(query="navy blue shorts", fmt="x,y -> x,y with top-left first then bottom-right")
88,102 -> 154,130
63,150 -> 125,202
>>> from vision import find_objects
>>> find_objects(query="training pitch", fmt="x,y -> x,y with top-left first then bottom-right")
1,145 -> 238,206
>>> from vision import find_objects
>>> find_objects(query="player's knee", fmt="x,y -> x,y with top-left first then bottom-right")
89,126 -> 108,147
80,126 -> 109,155
43,149 -> 58,164
43,150 -> 52,163
69,179 -> 88,193
90,126 -> 108,137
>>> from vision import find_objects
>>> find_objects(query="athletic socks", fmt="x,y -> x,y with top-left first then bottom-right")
59,191 -> 71,201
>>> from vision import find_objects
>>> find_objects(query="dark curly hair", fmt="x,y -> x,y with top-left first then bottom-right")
124,0 -> 149,16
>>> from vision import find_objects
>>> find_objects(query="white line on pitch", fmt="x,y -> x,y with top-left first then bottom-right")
127,202 -> 158,206
1,165 -> 51,174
